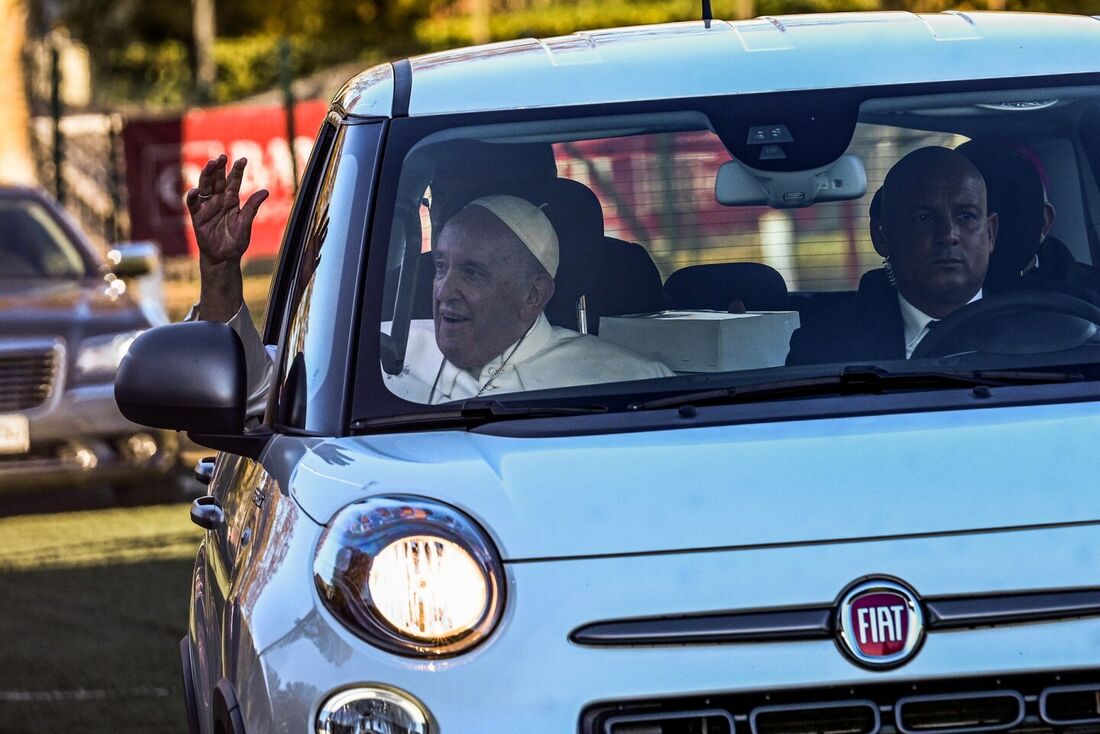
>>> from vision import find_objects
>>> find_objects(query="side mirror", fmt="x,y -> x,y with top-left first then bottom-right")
108,241 -> 160,278
114,322 -> 268,458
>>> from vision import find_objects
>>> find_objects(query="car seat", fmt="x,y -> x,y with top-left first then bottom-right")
542,178 -> 669,333
664,262 -> 789,312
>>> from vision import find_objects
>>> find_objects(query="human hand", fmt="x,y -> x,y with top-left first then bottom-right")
185,155 -> 270,265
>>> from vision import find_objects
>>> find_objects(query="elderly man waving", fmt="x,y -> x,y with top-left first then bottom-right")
187,156 -> 670,410
387,194 -> 672,403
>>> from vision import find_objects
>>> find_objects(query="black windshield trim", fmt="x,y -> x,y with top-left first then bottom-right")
628,367 -> 1083,411
464,380 -> 1100,439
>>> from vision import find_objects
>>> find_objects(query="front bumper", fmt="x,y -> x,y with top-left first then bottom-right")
228,521 -> 1100,733
0,382 -> 177,491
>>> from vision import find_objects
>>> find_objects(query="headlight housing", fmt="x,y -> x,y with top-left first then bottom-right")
75,330 -> 143,382
314,495 -> 505,657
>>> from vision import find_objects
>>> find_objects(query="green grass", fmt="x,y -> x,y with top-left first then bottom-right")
0,503 -> 201,733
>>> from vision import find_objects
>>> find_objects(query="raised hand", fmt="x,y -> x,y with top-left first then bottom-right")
185,155 -> 270,265
186,155 -> 269,322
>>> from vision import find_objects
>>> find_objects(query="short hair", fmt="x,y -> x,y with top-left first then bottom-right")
881,146 -> 985,222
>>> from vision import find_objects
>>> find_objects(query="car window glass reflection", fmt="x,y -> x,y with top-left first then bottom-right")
0,202 -> 87,279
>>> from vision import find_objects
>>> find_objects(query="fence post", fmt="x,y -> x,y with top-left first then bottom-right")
279,37 -> 298,194
50,41 -> 64,204
107,115 -> 123,243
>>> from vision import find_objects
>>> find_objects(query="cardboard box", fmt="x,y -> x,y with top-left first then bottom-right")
598,310 -> 801,372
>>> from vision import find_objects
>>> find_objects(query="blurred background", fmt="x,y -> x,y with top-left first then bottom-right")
0,0 -> 1092,732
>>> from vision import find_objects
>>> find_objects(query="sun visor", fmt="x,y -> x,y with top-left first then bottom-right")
715,155 -> 867,209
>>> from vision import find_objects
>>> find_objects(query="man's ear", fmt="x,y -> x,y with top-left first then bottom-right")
877,226 -> 892,260
870,220 -> 887,258
521,273 -> 555,321
987,211 -> 999,252
1041,202 -> 1056,241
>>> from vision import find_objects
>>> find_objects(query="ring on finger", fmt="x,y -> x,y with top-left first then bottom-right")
197,192 -> 213,201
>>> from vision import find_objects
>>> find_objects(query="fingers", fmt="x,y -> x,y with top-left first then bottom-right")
196,155 -> 225,198
224,158 -> 247,202
185,187 -> 199,212
212,154 -> 228,195
240,189 -> 270,228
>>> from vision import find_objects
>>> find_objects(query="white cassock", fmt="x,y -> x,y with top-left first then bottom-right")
384,313 -> 673,404
211,306 -> 672,416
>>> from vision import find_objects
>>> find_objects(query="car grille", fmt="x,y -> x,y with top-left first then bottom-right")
582,670 -> 1100,734
0,344 -> 61,411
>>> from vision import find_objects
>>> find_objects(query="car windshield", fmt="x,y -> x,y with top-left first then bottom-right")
373,81 -> 1100,410
0,199 -> 88,279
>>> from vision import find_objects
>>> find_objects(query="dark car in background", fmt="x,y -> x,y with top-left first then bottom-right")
0,185 -> 178,503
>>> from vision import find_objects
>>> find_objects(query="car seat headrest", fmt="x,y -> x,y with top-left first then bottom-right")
665,262 -> 789,312
545,178 -> 605,243
956,139 -> 1046,283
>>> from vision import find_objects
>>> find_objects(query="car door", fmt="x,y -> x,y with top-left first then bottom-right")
196,115 -> 387,709
194,118 -> 341,706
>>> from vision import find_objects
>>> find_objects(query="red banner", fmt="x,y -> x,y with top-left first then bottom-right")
123,100 -> 328,258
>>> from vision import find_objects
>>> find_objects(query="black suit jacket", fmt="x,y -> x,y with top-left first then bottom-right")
786,282 -> 906,366
1035,236 -> 1100,299
786,261 -> 1100,367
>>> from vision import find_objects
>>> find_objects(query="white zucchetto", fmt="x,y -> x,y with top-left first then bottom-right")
466,194 -> 559,278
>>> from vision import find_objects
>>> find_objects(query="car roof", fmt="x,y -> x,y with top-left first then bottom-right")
333,11 -> 1100,119
0,185 -> 57,203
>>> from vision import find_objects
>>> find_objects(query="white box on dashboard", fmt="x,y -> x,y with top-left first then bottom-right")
598,310 -> 801,373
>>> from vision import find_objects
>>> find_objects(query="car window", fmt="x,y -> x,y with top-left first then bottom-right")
263,120 -> 339,346
0,200 -> 87,279
275,122 -> 383,432
367,82 -> 1100,412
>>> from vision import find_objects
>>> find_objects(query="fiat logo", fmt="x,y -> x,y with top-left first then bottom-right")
837,579 -> 924,668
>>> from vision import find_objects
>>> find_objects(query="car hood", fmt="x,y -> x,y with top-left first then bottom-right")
0,277 -> 147,341
289,399 -> 1100,561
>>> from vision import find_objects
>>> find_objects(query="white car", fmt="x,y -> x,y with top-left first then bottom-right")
118,10 -> 1100,733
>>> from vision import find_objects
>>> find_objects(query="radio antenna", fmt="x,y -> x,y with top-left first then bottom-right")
702,0 -> 713,22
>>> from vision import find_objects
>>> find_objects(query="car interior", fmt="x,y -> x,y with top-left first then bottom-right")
379,83 -> 1100,400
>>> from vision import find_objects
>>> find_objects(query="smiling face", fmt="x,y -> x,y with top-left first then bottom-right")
881,148 -> 998,319
432,207 -> 554,372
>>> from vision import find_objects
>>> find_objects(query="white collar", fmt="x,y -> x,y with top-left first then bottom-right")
898,289 -> 982,358
434,313 -> 554,397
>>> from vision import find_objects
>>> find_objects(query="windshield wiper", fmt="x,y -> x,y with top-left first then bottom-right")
629,366 -> 1084,411
459,399 -> 609,419
352,399 -> 608,432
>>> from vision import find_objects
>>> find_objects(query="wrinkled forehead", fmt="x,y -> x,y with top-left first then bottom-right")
435,207 -> 527,265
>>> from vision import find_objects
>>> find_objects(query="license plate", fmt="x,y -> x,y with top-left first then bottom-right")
0,414 -> 29,455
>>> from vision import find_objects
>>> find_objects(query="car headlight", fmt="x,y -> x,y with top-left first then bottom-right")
314,495 -> 505,657
75,330 -> 143,382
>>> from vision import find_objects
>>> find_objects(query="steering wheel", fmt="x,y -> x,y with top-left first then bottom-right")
910,290 -> 1100,359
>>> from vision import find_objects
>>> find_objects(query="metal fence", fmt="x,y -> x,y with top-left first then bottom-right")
30,112 -> 126,251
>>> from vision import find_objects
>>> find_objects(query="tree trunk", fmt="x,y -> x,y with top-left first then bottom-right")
470,0 -> 491,45
0,0 -> 37,185
193,0 -> 216,104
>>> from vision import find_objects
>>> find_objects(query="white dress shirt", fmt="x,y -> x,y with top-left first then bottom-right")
384,313 -> 674,404
898,290 -> 982,358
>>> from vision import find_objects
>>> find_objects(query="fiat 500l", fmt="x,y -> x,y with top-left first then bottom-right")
117,11 -> 1100,734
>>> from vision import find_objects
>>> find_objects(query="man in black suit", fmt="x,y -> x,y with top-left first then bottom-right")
956,139 -> 1100,299
787,147 -> 998,365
